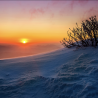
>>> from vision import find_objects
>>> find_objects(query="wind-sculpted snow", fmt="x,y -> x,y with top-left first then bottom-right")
0,47 -> 98,98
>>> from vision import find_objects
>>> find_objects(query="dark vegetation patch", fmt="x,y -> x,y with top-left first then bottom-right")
60,16 -> 98,48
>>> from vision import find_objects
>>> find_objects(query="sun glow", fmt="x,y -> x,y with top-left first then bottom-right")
20,38 -> 28,44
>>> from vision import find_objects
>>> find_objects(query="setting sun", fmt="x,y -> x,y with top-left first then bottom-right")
23,41 -> 26,44
20,38 -> 28,44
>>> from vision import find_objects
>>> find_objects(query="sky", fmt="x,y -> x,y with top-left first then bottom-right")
0,0 -> 98,45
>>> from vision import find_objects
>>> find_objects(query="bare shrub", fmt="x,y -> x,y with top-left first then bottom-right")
60,15 -> 98,48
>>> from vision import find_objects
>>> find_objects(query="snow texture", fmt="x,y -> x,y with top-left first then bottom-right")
0,47 -> 98,98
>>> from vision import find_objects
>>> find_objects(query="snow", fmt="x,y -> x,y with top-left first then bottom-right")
0,47 -> 98,98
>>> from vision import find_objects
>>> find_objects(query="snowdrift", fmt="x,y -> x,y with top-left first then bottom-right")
0,47 -> 98,98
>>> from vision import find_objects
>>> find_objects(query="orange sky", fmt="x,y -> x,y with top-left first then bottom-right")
0,1 -> 98,45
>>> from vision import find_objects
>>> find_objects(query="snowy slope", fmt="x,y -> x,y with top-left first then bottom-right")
0,47 -> 98,98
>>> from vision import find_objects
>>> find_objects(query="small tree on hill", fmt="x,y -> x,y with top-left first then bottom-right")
60,15 -> 98,48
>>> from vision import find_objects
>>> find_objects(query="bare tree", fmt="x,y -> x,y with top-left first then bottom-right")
61,15 -> 98,48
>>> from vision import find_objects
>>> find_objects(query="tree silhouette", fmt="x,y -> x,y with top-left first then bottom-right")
60,15 -> 98,48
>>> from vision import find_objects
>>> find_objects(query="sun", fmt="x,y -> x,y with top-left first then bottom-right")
20,38 -> 28,44
23,41 -> 26,44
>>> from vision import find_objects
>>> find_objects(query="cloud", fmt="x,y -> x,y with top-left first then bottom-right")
59,0 -> 89,17
12,0 -> 90,20
78,0 -> 89,6
29,8 -> 45,19
80,7 -> 98,22
70,0 -> 75,10
16,1 -> 67,20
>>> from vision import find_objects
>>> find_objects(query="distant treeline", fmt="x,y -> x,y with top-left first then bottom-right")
60,16 -> 98,48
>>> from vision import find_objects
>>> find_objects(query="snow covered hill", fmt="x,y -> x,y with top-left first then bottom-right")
0,47 -> 98,98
